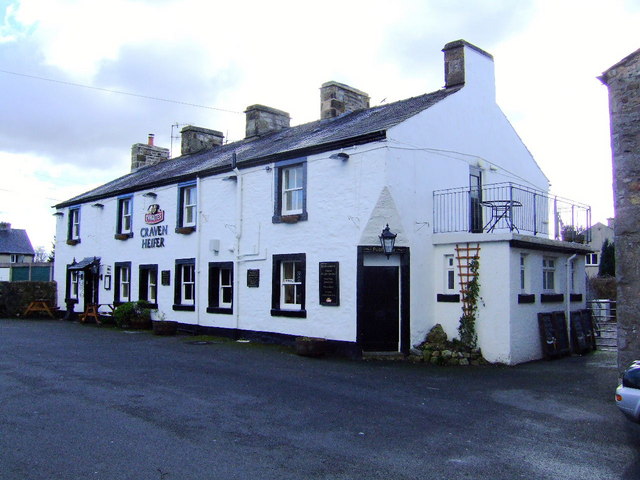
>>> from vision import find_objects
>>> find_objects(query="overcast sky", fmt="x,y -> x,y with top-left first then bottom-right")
1,0 -> 638,252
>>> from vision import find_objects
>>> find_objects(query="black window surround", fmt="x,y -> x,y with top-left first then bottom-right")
207,262 -> 234,314
271,253 -> 306,318
540,293 -> 564,303
67,206 -> 81,244
437,293 -> 460,303
114,261 -> 132,305
173,258 -> 196,311
115,195 -> 134,239
138,264 -> 158,309
272,158 -> 308,224
176,181 -> 197,233
64,266 -> 79,304
518,294 -> 536,304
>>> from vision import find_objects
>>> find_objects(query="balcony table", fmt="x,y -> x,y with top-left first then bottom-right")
480,199 -> 522,233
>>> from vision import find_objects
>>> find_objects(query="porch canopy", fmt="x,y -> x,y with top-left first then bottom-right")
68,257 -> 100,270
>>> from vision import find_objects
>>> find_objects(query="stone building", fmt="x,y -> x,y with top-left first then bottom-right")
600,47 -> 640,371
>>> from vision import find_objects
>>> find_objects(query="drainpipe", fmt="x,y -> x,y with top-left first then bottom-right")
565,253 -> 577,349
233,153 -> 243,333
196,176 -> 202,330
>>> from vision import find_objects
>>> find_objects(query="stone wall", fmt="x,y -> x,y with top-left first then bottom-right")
0,281 -> 57,317
600,48 -> 640,371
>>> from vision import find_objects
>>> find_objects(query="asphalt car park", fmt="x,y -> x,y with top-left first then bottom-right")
1,318 -> 639,480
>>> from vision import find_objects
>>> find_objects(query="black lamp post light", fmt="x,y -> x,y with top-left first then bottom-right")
379,224 -> 397,259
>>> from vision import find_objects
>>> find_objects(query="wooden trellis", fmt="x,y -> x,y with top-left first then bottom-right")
455,243 -> 481,316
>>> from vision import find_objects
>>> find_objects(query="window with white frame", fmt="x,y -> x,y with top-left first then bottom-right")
271,253 -> 306,317
69,270 -> 79,300
179,184 -> 197,228
68,207 -> 80,241
542,257 -> 556,291
114,262 -> 132,304
174,258 -> 196,310
10,254 -> 21,263
117,196 -> 133,235
444,254 -> 456,292
139,264 -> 158,306
273,160 -> 307,223
586,253 -> 599,266
282,165 -> 304,215
207,262 -> 233,314
520,254 -> 527,291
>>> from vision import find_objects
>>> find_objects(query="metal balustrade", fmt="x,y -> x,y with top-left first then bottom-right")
433,182 -> 591,241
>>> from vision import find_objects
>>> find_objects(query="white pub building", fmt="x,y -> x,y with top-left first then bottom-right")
54,40 -> 592,364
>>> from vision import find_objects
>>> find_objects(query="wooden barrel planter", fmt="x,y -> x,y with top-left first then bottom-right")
295,337 -> 327,357
152,320 -> 178,336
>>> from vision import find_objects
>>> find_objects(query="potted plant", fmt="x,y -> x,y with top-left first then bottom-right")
113,301 -> 152,329
151,310 -> 178,336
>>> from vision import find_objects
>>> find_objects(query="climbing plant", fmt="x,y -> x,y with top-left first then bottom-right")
458,258 -> 481,349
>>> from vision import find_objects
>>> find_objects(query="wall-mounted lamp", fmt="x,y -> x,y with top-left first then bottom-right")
330,152 -> 349,161
143,192 -> 157,198
53,211 -> 64,217
379,224 -> 397,259
265,165 -> 272,172
92,203 -> 104,208
223,174 -> 237,181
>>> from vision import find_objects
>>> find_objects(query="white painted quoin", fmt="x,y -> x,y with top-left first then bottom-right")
54,40 -> 591,364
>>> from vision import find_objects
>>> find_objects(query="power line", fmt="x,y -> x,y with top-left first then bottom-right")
0,68 -> 242,114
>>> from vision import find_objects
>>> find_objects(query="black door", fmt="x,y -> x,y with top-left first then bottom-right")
83,269 -> 99,311
358,266 -> 399,351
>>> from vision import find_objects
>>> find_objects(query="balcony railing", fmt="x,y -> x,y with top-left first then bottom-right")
433,182 -> 591,242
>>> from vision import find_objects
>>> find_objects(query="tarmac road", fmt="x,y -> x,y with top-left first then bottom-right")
1,318 -> 639,480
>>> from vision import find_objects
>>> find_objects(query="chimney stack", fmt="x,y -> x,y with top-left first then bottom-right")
0,222 -> 11,231
130,134 -> 170,172
442,40 -> 495,99
181,126 -> 224,156
320,81 -> 369,119
245,105 -> 290,138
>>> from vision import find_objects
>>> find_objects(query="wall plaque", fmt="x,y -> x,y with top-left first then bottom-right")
247,269 -> 260,288
319,261 -> 339,306
161,270 -> 171,286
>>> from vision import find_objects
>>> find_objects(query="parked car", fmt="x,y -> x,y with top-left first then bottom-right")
616,361 -> 640,422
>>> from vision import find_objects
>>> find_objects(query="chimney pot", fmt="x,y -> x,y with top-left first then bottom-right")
130,136 -> 170,172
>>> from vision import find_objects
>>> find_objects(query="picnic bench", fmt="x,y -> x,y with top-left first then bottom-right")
23,300 -> 57,318
80,304 -> 115,324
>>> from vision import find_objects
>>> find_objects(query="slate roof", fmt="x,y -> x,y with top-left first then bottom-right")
0,228 -> 35,255
56,85 -> 462,208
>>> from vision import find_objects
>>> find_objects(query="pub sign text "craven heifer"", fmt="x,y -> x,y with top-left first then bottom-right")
142,204 -> 167,248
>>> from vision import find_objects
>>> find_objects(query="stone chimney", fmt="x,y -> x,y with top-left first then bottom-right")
442,40 -> 495,99
130,134 -> 170,172
0,222 -> 10,231
245,105 -> 290,138
181,126 -> 224,155
320,81 -> 370,119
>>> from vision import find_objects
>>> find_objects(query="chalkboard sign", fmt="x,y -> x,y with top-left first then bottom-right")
247,269 -> 260,288
319,262 -> 339,306
161,270 -> 171,286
